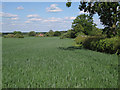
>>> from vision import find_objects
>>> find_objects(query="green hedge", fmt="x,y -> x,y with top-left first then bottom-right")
75,35 -> 87,45
75,35 -> 120,54
4,34 -> 24,38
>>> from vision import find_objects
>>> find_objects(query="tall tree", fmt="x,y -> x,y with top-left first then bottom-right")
72,14 -> 96,35
66,1 -> 120,37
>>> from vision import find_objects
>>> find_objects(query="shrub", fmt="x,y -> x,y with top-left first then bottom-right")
44,30 -> 54,37
82,36 -> 105,50
60,30 -> 76,39
75,35 -> 87,45
28,31 -> 36,36
0,33 -> 2,37
60,33 -> 68,39
14,34 -> 24,38
3,34 -> 24,38
83,36 -> 119,54
4,34 -> 14,38
54,31 -> 61,36
75,32 -> 85,37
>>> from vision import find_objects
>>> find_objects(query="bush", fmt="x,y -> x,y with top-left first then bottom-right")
83,36 -> 119,54
75,32 -> 85,37
82,36 -> 106,50
44,30 -> 54,37
0,33 -> 2,37
4,34 -> 14,38
54,31 -> 61,36
14,34 -> 24,38
75,35 -> 87,45
60,32 -> 72,39
3,34 -> 24,38
28,31 -> 36,36
60,30 -> 76,39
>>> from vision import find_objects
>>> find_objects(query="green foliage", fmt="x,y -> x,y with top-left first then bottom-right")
3,34 -> 24,38
14,34 -> 24,38
75,35 -> 87,46
54,31 -> 61,36
67,2 -> 120,37
72,14 -> 96,35
4,34 -> 14,38
48,30 -> 54,37
28,31 -> 36,36
83,36 -> 119,54
88,27 -> 102,36
60,30 -> 76,39
66,2 -> 72,7
60,33 -> 68,39
13,31 -> 22,35
45,30 -> 54,37
2,37 -> 118,88
116,22 -> 120,36
0,33 -> 2,37
79,2 -> 120,37
75,32 -> 85,37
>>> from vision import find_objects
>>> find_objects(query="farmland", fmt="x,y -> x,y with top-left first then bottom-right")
2,37 -> 118,88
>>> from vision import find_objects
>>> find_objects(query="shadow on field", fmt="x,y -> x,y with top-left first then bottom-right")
58,46 -> 82,51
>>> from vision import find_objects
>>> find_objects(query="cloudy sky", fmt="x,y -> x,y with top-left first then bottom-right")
1,2 -> 104,32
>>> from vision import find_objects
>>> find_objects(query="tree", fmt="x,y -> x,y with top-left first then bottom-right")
72,14 -> 96,35
67,30 -> 76,38
28,31 -> 36,36
0,32 -> 2,37
48,30 -> 54,37
54,31 -> 61,36
66,1 -> 120,37
13,31 -> 22,35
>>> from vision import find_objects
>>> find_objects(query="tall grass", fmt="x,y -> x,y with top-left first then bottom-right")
2,37 -> 118,88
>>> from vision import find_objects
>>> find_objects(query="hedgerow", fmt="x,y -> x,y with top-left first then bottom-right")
75,35 -> 120,54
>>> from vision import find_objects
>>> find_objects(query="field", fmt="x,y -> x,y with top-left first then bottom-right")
2,37 -> 118,88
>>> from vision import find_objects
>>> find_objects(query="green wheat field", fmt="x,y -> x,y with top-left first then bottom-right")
2,37 -> 118,88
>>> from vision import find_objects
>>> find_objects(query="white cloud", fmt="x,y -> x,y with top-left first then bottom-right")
42,17 -> 62,22
46,4 -> 62,12
42,16 -> 75,23
43,19 -> 58,22
0,12 -> 19,20
27,14 -> 39,18
70,17 -> 76,20
0,12 -> 18,18
29,18 -> 42,21
16,6 -> 24,10
79,10 -> 89,15
11,17 -> 19,20
25,21 -> 31,23
65,17 -> 76,20
0,22 -> 3,25
26,14 -> 41,22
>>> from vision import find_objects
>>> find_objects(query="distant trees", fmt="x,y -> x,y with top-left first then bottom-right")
13,31 -> 22,35
28,31 -> 36,36
0,32 -> 2,37
54,31 -> 61,36
45,30 -> 62,37
48,30 -> 54,36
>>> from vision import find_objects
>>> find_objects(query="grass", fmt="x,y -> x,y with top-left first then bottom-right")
2,37 -> 118,88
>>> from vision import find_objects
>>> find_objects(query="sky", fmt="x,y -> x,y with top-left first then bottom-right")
1,2 -> 104,32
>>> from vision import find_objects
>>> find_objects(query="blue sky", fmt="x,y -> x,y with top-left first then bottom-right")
1,2 -> 104,32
